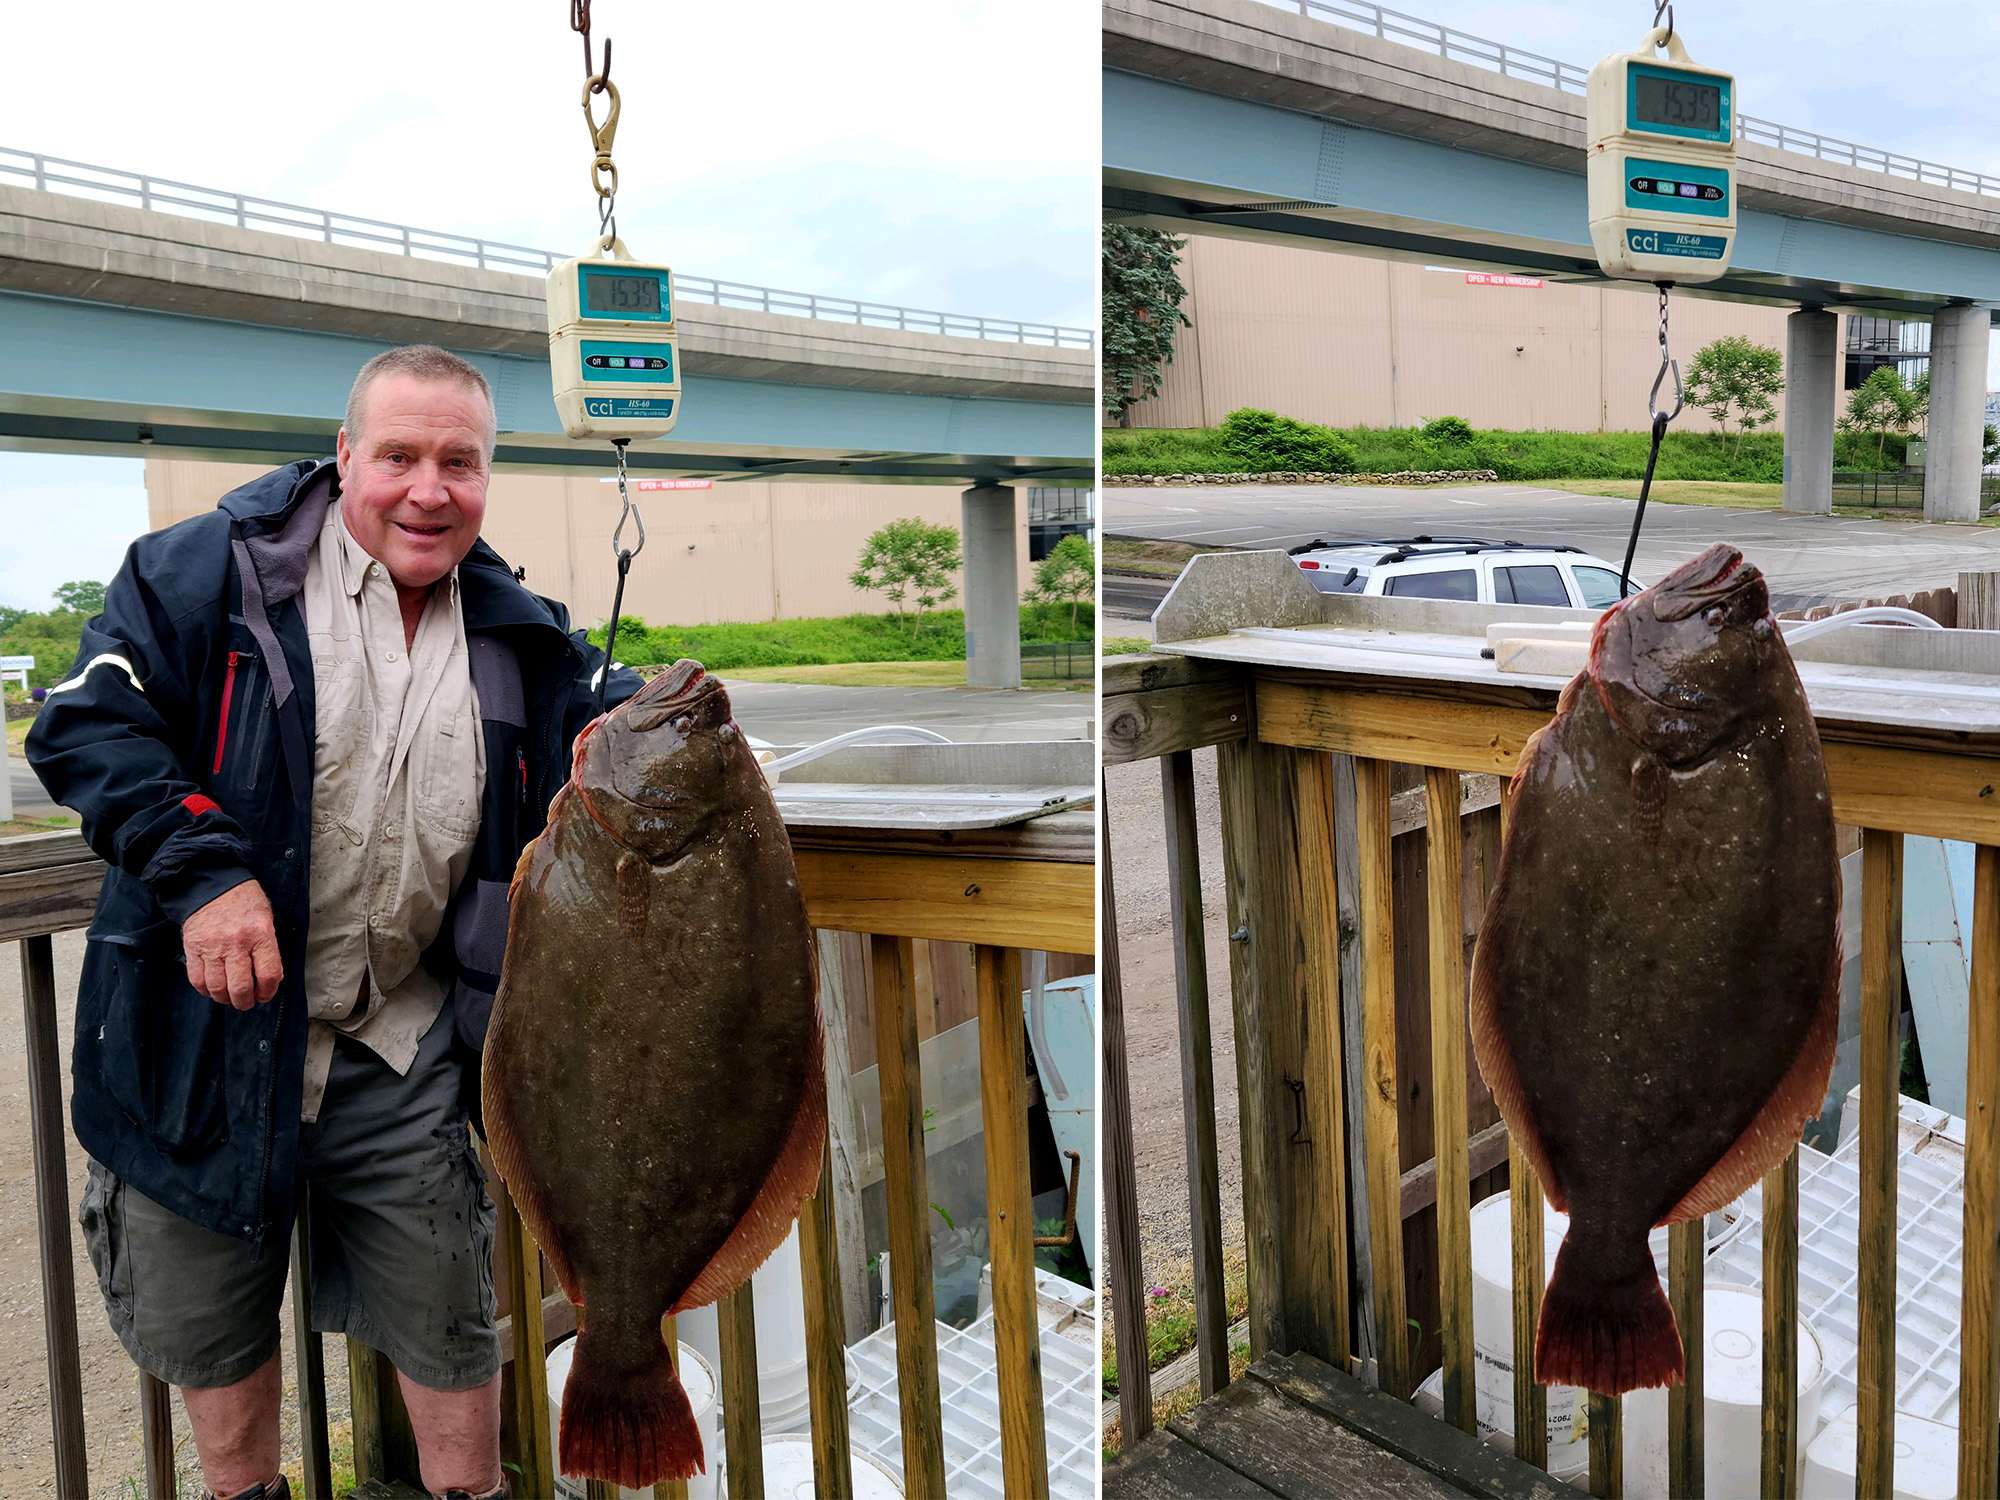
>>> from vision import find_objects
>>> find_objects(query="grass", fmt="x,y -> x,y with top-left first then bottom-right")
0,814 -> 75,838
1104,422 -> 1912,484
1101,1245 -> 1251,1406
1540,479 -> 1785,509
1101,637 -> 1152,656
1103,1341 -> 1257,1463
1102,536 -> 1236,576
591,604 -> 1094,670
724,660 -> 972,686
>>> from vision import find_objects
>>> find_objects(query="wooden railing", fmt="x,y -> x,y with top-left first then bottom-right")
1104,641 -> 2000,1498
9,808 -> 1092,1498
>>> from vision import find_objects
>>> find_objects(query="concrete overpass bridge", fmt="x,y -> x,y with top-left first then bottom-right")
0,158 -> 1096,686
1104,0 -> 2000,520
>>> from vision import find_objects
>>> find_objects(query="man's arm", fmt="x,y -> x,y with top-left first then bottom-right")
27,528 -> 281,1008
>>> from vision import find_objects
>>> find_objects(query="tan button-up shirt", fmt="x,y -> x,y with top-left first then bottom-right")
299,502 -> 485,1121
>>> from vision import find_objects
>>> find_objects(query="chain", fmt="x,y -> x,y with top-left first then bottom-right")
610,439 -> 645,560
598,439 -> 642,715
572,0 -> 618,241
1649,282 -> 1684,423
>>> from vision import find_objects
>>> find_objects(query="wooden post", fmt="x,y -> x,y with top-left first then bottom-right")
1424,766 -> 1474,1433
1101,814 -> 1154,1445
977,943 -> 1050,1499
1354,757 -> 1409,1398
1294,747 -> 1352,1370
869,933 -> 947,1496
1959,570 -> 2000,629
1589,1391 -> 1622,1498
716,1284 -> 764,1500
1857,829 -> 1904,1500
1332,753 -> 1378,1369
814,929 -> 873,1339
290,1203 -> 333,1500
22,934 -> 87,1499
799,1132 -> 855,1500
1500,785 -> 1547,1470
1762,1146 -> 1801,1500
139,1372 -> 174,1500
347,1341 -> 419,1486
1960,844 -> 2000,1499
1161,750 -> 1231,1396
495,1170 -> 554,1500
1667,1220 -> 1704,1499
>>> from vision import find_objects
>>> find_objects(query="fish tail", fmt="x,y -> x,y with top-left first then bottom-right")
1535,1232 -> 1683,1395
560,1319 -> 705,1486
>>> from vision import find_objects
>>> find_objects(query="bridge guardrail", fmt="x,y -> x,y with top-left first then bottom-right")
1273,0 -> 2000,202
0,145 -> 1095,351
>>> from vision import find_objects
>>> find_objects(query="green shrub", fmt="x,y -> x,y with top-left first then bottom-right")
1217,407 -> 1357,473
1421,415 -> 1474,444
589,604 -> 1093,671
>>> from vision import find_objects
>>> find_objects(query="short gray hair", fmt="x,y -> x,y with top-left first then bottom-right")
344,345 -> 497,454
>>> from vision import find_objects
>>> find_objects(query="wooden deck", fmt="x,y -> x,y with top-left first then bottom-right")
1106,1353 -> 1568,1500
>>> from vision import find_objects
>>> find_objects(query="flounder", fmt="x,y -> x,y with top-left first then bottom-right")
1471,543 -> 1839,1395
484,659 -> 824,1485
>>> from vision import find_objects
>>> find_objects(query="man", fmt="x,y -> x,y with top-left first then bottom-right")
29,345 -> 638,1499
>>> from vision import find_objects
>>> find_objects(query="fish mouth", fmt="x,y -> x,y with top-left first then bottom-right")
1648,543 -> 1764,622
624,658 -> 722,716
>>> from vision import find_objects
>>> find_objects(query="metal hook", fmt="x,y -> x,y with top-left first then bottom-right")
1652,0 -> 1673,40
1649,354 -> 1685,423
1033,1151 -> 1084,1248
582,77 -> 621,198
610,440 -> 646,559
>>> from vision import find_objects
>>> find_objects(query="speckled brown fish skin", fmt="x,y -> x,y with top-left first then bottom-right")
1471,543 -> 1839,1396
484,659 -> 823,1486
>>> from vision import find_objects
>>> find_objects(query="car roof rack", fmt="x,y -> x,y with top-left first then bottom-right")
1288,535 -> 1586,564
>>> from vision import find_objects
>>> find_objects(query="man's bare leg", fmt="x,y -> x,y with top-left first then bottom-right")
400,1370 -> 504,1497
179,1352 -> 282,1497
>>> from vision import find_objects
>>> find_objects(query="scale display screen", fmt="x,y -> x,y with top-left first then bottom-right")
1635,74 -> 1720,132
577,265 -> 674,323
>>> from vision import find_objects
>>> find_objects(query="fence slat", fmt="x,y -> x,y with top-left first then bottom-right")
1295,748 -> 1352,1369
289,1202 -> 333,1500
1589,1390 -> 1622,1497
977,944 -> 1051,1499
1332,754 -> 1379,1370
1857,829 -> 1904,1500
869,933 -> 947,1495
1102,814 -> 1154,1445
1762,1146 -> 1801,1500
139,1372 -> 174,1500
716,1284 -> 764,1498
22,933 -> 88,1500
1667,1220 -> 1704,1498
1354,757 -> 1409,1398
1507,1135 -> 1546,1470
1161,751 -> 1231,1396
1960,845 -> 2000,1497
495,1170 -> 554,1500
799,1131 -> 855,1500
1423,766 -> 1474,1433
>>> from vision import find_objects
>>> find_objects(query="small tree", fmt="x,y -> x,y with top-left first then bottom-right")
848,518 -> 962,638
1102,224 -> 1192,427
53,580 -> 106,614
1030,533 -> 1095,633
1838,366 -> 1917,467
1684,336 -> 1784,457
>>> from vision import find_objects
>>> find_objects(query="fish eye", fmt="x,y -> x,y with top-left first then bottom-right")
674,715 -> 694,734
1753,618 -> 1774,642
1704,605 -> 1728,627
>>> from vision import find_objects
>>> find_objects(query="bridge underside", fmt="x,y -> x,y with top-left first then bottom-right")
0,289 -> 1094,484
1105,70 -> 2000,322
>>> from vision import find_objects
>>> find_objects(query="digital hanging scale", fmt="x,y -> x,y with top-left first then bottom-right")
1586,27 -> 1736,284
546,234 -> 682,440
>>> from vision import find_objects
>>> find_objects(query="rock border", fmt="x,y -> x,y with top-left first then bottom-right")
1104,469 -> 1500,487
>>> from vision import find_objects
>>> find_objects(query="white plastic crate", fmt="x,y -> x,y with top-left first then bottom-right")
844,1268 -> 1098,1500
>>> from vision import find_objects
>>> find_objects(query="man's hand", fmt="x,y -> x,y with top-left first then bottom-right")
182,881 -> 284,1011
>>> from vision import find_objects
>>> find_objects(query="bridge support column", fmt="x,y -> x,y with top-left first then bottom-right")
1925,303 -> 1992,523
962,484 -> 1021,689
1782,308 -> 1837,516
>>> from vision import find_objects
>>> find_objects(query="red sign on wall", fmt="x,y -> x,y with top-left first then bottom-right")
1466,272 -> 1544,288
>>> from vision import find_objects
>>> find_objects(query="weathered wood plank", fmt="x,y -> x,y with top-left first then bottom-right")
139,1371 -> 174,1500
0,861 -> 101,945
494,1170 -> 553,1500
1589,1391 -> 1621,1499
494,1290 -> 576,1365
1668,1220 -> 1704,1500
1258,683 -> 1549,776
1104,680 -> 1250,764
786,815 -> 1095,864
1762,1146 -> 1801,1500
868,934 -> 946,1498
1822,742 -> 2000,846
1354,758 -> 1408,1399
1330,754 -> 1378,1369
23,934 -> 87,1500
1105,1427 -> 1279,1500
1293,747 -> 1352,1369
0,829 -> 90,873
1507,1136 -> 1547,1473
1253,1351 -> 1569,1500
1102,817 -> 1155,1445
814,928 -> 871,1341
799,1135 -> 855,1499
1102,652 -> 1248,698
715,1286 -> 762,1499
347,1342 -> 419,1488
1423,765 -> 1474,1435
1398,1121 -> 1511,1222
289,1206 -> 332,1500
1162,750 -> 1231,1397
1961,845 -> 2000,1500
1857,829 -> 1903,1500
977,944 -> 1050,1499
796,849 -> 1092,952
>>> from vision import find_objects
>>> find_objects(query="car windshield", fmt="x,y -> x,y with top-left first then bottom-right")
1573,565 -> 1641,608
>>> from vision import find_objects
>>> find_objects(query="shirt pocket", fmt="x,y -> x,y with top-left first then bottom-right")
310,653 -> 372,835
414,710 -> 482,842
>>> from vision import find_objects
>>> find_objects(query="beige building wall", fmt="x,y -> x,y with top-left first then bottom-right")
1125,236 -> 1801,434
145,461 -> 1035,628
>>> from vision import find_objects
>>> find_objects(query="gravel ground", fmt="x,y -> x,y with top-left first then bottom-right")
1106,751 -> 1245,1290
0,928 -> 352,1498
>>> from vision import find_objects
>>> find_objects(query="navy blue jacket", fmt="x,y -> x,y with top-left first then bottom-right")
27,459 -> 638,1251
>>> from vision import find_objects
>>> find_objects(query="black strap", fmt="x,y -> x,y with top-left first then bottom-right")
1619,411 -> 1670,601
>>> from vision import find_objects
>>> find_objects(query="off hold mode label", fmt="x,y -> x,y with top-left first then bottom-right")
1627,229 -> 1727,260
584,397 -> 677,419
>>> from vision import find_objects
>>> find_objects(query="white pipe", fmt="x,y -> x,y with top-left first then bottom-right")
1780,606 -> 1945,643
766,725 -> 953,774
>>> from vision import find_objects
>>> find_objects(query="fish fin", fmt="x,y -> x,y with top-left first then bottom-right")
1630,754 -> 1667,847
1535,1231 -> 1683,1394
616,851 -> 649,943
1661,919 -> 1843,1226
560,1317 -> 704,1485
672,981 -> 828,1313
1470,917 -> 1567,1217
482,1074 -> 584,1305
508,835 -> 541,903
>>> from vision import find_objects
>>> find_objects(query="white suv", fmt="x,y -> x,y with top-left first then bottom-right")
1288,536 -> 1642,609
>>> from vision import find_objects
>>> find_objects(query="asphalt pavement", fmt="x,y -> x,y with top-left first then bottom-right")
1102,483 -> 2000,617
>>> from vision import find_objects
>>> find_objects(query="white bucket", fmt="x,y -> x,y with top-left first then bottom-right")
753,1436 -> 904,1498
1802,1402 -> 1958,1500
751,1225 -> 812,1434
547,1334 -> 720,1500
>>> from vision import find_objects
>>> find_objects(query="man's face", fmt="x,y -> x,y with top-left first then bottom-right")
334,373 -> 492,589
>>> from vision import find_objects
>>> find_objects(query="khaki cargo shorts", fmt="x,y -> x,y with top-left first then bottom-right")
80,1003 -> 499,1391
